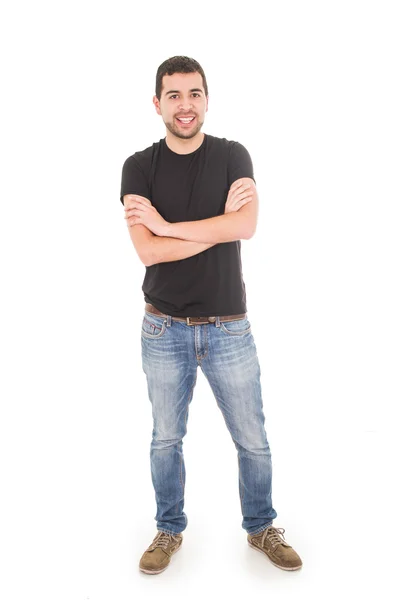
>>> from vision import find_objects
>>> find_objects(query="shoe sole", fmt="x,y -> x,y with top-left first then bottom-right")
247,540 -> 302,571
139,542 -> 182,575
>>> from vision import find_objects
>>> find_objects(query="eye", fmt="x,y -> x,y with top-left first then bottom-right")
170,93 -> 201,99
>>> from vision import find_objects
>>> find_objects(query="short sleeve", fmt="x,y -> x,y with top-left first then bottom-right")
228,141 -> 256,187
120,155 -> 150,205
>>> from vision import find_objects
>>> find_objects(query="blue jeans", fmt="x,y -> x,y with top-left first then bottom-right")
140,309 -> 278,536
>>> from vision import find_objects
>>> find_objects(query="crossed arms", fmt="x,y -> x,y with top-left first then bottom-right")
123,177 -> 258,267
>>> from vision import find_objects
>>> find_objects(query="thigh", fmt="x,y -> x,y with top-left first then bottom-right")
204,316 -> 260,386
201,318 -> 268,449
141,311 -> 197,434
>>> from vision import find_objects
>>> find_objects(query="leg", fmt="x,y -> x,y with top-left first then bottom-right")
141,311 -> 197,535
200,316 -> 277,535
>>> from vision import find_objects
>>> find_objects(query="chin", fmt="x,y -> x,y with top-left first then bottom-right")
170,124 -> 202,139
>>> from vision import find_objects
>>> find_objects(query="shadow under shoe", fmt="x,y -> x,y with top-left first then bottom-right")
139,531 -> 183,575
247,526 -> 302,571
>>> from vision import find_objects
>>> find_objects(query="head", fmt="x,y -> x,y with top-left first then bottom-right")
153,56 -> 209,141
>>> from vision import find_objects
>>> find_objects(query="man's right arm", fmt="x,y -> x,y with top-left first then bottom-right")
123,195 -> 216,266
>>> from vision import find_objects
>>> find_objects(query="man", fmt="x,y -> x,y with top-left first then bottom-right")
120,56 -> 302,575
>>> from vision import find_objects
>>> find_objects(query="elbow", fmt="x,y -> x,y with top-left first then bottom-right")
141,240 -> 156,267
138,248 -> 153,267
142,247 -> 161,267
238,216 -> 257,240
242,226 -> 256,240
142,253 -> 153,267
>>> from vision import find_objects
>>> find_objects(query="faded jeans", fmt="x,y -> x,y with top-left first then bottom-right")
140,309 -> 278,536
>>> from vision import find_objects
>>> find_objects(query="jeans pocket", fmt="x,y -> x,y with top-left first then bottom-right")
141,312 -> 167,339
219,317 -> 251,336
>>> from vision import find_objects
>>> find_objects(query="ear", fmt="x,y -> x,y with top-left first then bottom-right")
153,95 -> 161,115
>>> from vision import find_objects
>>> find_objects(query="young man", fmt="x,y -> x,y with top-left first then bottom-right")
120,56 -> 302,575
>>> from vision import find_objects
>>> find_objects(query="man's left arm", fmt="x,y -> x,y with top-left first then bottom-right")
163,177 -> 259,244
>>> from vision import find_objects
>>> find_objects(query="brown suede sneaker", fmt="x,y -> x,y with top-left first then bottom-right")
247,526 -> 302,570
139,531 -> 183,575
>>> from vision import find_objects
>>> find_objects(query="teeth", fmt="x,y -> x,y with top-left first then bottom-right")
177,117 -> 194,122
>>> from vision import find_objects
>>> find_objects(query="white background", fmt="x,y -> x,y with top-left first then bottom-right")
1,1 -> 396,598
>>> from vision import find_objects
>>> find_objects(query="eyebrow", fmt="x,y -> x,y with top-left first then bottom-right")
165,88 -> 203,96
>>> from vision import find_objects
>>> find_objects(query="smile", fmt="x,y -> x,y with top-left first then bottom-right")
176,116 -> 196,126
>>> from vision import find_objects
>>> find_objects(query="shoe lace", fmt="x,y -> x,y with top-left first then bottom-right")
149,531 -> 180,551
259,526 -> 286,549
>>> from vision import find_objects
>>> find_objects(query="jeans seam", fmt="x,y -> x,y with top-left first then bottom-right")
177,372 -> 197,517
238,453 -> 244,510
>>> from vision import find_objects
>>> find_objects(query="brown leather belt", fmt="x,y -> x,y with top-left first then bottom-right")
145,303 -> 246,326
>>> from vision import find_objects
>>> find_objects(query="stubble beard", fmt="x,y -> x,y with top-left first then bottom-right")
165,116 -> 203,140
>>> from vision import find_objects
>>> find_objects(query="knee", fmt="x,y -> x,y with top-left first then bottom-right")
234,435 -> 271,457
151,426 -> 185,449
151,436 -> 182,450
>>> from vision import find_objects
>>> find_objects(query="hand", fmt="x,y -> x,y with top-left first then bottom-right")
124,195 -> 169,237
224,180 -> 254,214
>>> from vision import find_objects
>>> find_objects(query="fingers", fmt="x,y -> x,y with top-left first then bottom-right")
124,208 -> 143,217
126,215 -> 141,227
124,196 -> 152,210
124,203 -> 147,217
225,183 -> 253,214
233,197 -> 252,210
237,197 -> 253,207
238,189 -> 254,196
231,181 -> 244,190
124,194 -> 151,204
231,181 -> 252,192
124,207 -> 145,227
235,189 -> 254,201
228,183 -> 252,202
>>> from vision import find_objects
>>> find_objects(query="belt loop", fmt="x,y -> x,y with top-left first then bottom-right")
166,314 -> 171,327
215,316 -> 220,328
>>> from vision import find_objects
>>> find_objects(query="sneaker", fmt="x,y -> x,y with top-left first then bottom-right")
139,531 -> 183,575
247,526 -> 302,571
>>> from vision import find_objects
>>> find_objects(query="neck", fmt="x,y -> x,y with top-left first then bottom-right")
165,132 -> 205,155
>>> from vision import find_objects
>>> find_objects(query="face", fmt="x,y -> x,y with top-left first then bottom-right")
153,72 -> 208,140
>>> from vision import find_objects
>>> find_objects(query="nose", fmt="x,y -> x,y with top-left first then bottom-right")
178,101 -> 194,111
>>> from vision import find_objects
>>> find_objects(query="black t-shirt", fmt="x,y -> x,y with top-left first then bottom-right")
120,133 -> 256,317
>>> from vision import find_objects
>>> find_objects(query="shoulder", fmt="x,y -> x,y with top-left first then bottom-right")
205,134 -> 250,156
220,137 -> 256,185
122,140 -> 161,171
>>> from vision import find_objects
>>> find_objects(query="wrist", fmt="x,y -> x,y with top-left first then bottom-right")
162,221 -> 174,237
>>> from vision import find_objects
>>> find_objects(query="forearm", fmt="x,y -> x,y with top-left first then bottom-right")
146,235 -> 216,266
163,212 -> 249,244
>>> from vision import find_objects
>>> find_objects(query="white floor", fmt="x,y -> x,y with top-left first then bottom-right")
1,413 -> 392,600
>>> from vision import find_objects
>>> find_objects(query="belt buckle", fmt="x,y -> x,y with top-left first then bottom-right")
186,316 -> 216,325
186,316 -> 206,325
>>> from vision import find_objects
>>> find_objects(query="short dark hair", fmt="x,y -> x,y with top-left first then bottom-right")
155,56 -> 208,100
